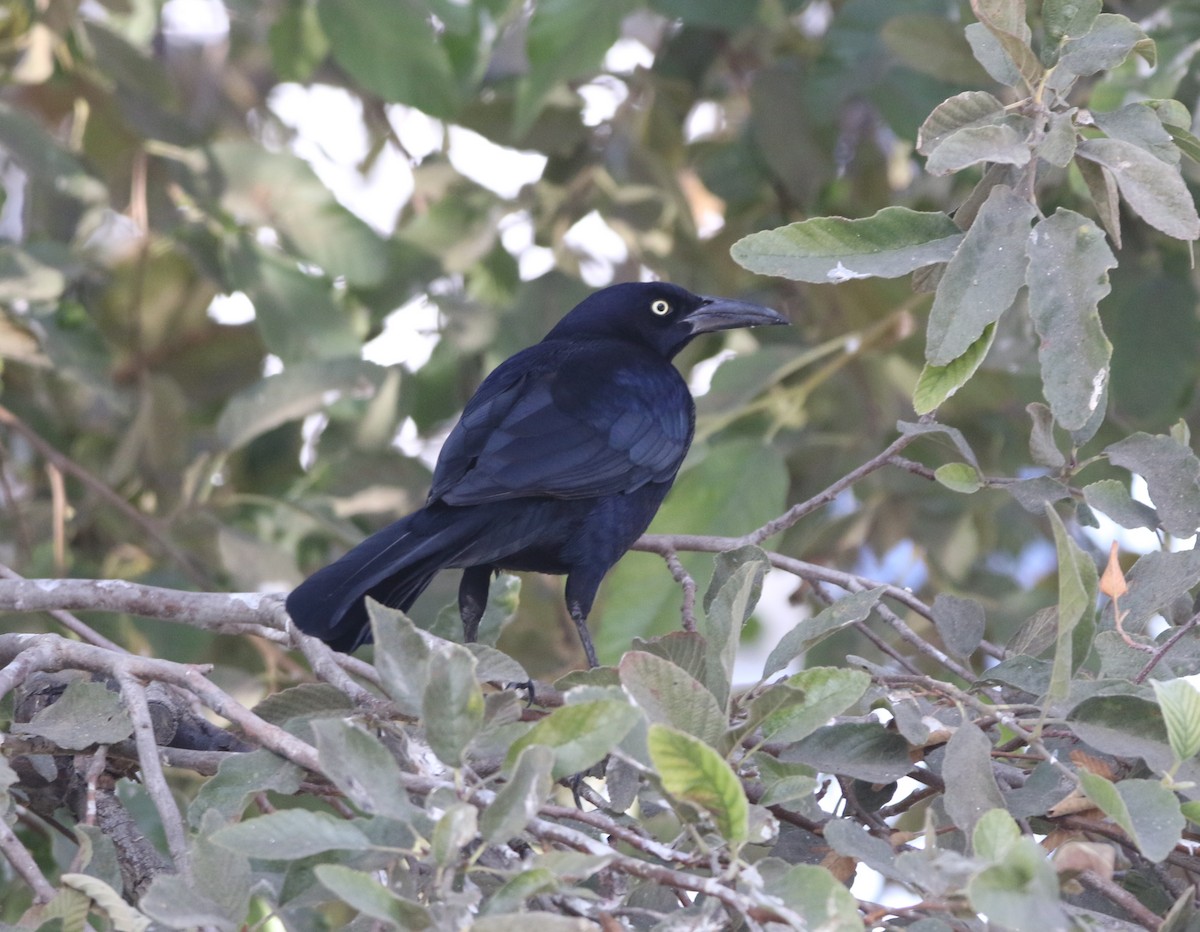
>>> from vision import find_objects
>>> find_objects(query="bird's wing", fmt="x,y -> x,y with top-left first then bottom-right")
429,342 -> 694,505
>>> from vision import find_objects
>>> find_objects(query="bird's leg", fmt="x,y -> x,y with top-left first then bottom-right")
458,565 -> 492,642
564,572 -> 603,668
567,602 -> 599,668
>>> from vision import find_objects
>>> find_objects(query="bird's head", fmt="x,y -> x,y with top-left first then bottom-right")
544,281 -> 788,357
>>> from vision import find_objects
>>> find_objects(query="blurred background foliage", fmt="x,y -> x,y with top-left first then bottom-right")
2,0 -> 1199,680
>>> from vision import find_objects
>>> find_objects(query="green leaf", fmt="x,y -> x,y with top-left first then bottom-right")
1106,433 -> 1200,537
432,803 -> 477,867
943,722 -> 1006,838
16,680 -> 132,749
754,755 -> 818,808
935,462 -> 983,493
1026,210 -> 1115,432
0,102 -> 106,203
788,722 -> 913,783
268,1 -> 330,82
1008,476 -> 1072,514
211,141 -> 390,286
1151,679 -> 1200,763
141,813 -> 251,930
1075,156 -> 1122,248
967,0 -> 1043,90
1082,479 -> 1158,530
1076,138 -> 1200,241
1043,0 -> 1101,46
211,809 -> 373,859
1182,800 -> 1200,827
314,864 -> 432,929
619,651 -> 726,749
968,836 -> 1066,929
1093,102 -> 1179,166
311,718 -> 415,822
1026,403 -> 1066,469
647,723 -> 748,843
897,419 -> 982,470
480,745 -> 554,844
932,593 -> 987,658
882,15 -> 991,84
916,91 -> 1007,156
730,207 -> 963,283
1070,695 -> 1173,766
368,600 -> 431,717
506,699 -> 640,780
1165,123 -> 1200,165
823,818 -> 901,881
914,323 -> 997,414
484,868 -> 560,916
703,545 -> 769,711
224,240 -> 359,364
514,0 -> 637,133
758,668 -> 871,744
188,750 -> 303,829
762,587 -> 886,677
217,358 -> 386,451
763,864 -> 862,931
1057,13 -> 1152,77
317,0 -> 460,118
0,245 -> 67,303
925,124 -> 1031,176
252,682 -> 355,725
1037,110 -> 1078,167
1081,774 -> 1184,862
926,185 -> 1035,365
423,643 -> 484,768
1045,504 -> 1097,700
973,807 -> 1022,862
965,21 -> 1022,87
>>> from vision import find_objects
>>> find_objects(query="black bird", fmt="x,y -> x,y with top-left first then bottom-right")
286,281 -> 787,666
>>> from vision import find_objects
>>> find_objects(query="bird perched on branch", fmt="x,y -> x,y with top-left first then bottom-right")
287,281 -> 787,666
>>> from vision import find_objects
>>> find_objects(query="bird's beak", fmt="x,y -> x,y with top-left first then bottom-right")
687,296 -> 789,334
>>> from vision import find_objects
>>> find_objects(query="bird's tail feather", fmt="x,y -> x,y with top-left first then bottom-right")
286,506 -> 485,653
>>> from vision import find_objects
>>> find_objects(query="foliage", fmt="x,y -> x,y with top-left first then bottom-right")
5,0 -> 1200,928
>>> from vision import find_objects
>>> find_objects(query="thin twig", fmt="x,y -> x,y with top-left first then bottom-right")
662,550 -> 697,631
0,817 -> 56,903
1134,613 -> 1200,684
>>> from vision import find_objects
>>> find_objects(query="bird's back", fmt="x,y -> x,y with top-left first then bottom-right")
429,337 -> 695,507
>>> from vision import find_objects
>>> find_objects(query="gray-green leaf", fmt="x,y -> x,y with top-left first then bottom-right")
730,208 -> 963,283
1025,210 -> 1115,432
1076,138 -> 1200,241
927,185 -> 1035,365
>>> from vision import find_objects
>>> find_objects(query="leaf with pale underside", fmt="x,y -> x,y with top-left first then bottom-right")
925,124 -> 1030,176
1077,138 -> 1200,241
916,91 -> 1006,155
730,208 -> 962,283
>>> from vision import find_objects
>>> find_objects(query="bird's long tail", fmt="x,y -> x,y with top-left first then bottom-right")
285,505 -> 485,653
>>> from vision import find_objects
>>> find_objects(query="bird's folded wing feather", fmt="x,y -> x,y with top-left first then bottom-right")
429,343 -> 694,505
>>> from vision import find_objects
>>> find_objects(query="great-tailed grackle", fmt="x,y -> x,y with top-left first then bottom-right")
286,281 -> 787,666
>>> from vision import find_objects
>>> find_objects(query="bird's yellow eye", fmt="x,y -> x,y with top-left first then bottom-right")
651,299 -> 671,316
